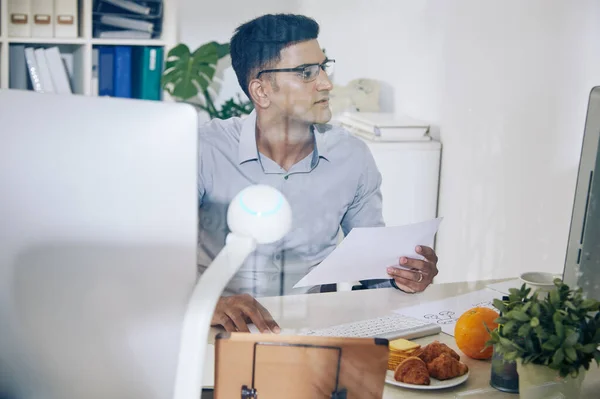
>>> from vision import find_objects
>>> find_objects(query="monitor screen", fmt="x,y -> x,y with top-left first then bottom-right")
563,86 -> 600,300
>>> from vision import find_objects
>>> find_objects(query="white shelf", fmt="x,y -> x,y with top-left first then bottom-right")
0,0 -> 178,95
91,38 -> 167,47
7,37 -> 87,45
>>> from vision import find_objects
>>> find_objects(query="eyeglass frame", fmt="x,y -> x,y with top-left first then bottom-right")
255,59 -> 336,81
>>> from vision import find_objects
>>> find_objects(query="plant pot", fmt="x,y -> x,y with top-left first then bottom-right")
516,361 -> 586,399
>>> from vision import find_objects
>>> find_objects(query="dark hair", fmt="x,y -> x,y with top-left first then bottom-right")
230,14 -> 320,99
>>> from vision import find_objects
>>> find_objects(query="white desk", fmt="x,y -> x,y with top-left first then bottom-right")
204,280 -> 600,398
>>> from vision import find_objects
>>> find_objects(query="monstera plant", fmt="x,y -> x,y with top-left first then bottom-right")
161,41 -> 254,119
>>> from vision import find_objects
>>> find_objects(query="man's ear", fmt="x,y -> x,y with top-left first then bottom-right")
248,79 -> 270,108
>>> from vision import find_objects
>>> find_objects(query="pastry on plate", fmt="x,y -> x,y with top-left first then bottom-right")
427,353 -> 469,380
393,356 -> 430,386
418,340 -> 460,364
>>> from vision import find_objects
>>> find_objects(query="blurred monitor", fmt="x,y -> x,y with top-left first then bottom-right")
563,86 -> 600,300
0,90 -> 198,399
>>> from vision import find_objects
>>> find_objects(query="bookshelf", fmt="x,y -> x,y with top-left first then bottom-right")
0,0 -> 177,97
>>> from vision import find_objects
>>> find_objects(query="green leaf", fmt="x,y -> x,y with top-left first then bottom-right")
594,350 -> 600,366
552,348 -> 565,367
542,341 -> 558,351
582,343 -> 597,354
555,319 -> 565,339
508,310 -> 530,322
503,351 -> 519,361
215,42 -> 230,59
550,289 -> 560,306
161,42 -> 228,101
530,317 -> 540,327
493,299 -> 508,313
495,316 -> 509,325
503,320 -> 518,334
563,330 -> 579,348
565,301 -> 577,311
581,299 -> 599,310
518,323 -> 532,338
564,347 -> 577,363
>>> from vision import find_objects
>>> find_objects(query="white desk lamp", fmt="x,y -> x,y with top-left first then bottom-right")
172,184 -> 292,399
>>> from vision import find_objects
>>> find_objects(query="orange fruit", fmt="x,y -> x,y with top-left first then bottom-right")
454,307 -> 499,359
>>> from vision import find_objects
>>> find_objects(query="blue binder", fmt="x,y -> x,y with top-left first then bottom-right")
113,46 -> 132,98
98,46 -> 115,97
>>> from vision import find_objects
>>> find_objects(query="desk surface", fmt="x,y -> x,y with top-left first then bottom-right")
205,280 -> 600,398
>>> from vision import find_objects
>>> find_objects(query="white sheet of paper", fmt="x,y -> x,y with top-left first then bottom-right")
293,218 -> 443,288
393,288 -> 501,336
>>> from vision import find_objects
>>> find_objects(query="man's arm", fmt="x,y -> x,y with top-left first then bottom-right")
339,144 -> 396,290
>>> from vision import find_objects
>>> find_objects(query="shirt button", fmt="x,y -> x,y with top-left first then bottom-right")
284,175 -> 289,180
275,254 -> 281,260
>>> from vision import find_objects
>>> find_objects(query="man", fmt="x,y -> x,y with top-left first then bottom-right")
198,14 -> 439,333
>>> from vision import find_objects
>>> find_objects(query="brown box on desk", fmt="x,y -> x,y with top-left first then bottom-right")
214,332 -> 389,399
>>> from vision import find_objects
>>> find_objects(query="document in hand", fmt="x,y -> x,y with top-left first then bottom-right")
293,218 -> 443,288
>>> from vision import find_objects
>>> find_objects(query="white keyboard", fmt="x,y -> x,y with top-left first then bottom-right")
300,313 -> 442,340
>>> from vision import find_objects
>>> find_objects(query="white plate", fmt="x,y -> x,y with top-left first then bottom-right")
385,369 -> 469,390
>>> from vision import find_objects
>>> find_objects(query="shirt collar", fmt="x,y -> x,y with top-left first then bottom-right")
237,110 -> 331,165
238,110 -> 260,164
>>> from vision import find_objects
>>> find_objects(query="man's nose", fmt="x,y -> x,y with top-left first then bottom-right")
316,68 -> 333,91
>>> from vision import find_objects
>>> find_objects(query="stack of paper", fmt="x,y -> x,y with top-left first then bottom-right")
339,112 -> 431,142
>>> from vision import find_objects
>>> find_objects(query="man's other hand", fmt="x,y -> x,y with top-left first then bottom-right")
386,245 -> 439,293
211,294 -> 280,333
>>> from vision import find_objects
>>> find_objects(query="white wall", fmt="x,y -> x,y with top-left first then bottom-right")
180,0 -> 600,283
178,0 -> 300,124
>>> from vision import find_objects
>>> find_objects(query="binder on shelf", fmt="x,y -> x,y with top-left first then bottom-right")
33,48 -> 56,93
9,45 -> 29,90
24,48 -> 43,92
45,47 -> 73,95
113,46 -> 132,98
31,0 -> 54,38
99,15 -> 154,33
95,28 -> 152,39
132,46 -> 163,101
54,0 -> 79,38
98,46 -> 115,96
91,48 -> 100,96
8,0 -> 32,38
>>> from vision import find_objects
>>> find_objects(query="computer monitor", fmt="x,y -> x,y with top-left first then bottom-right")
563,86 -> 600,300
0,90 -> 198,399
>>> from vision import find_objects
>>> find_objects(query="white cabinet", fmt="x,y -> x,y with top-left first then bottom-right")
357,137 -> 442,227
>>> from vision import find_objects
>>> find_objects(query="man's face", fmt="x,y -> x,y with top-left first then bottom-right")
265,39 -> 334,125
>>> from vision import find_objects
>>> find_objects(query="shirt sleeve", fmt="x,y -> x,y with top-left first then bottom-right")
340,143 -> 385,235
340,142 -> 397,290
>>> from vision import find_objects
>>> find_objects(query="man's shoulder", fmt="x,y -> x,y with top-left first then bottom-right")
314,122 -> 372,157
198,115 -> 246,148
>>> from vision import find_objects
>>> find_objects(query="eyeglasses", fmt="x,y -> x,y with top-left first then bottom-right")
256,59 -> 336,82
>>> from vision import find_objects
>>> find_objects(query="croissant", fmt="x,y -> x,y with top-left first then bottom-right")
427,353 -> 469,380
393,356 -> 430,385
418,340 -> 460,364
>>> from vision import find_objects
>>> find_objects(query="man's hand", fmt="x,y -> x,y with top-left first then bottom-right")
387,245 -> 438,293
211,294 -> 280,333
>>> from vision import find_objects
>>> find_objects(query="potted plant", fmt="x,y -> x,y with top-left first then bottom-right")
160,41 -> 254,119
486,279 -> 600,398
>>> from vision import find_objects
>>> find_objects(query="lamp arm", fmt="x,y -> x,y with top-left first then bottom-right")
172,233 -> 257,399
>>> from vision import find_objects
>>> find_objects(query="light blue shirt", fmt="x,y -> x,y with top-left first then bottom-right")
197,110 -> 392,296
